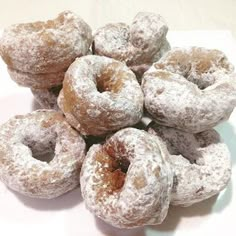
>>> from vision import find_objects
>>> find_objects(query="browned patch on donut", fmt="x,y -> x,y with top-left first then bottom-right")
147,71 -> 171,80
154,166 -> 161,178
133,171 -> 147,189
155,71 -> 171,79
156,51 -> 190,70
13,12 -> 69,33
39,31 -> 56,46
41,113 -> 64,128
40,170 -> 63,183
61,88 -> 74,113
157,48 -> 231,76
0,150 -> 7,165
21,169 -> 64,194
62,80 -> 84,115
97,62 -> 124,93
94,149 -> 127,201
154,63 -> 164,70
1,51 -> 13,67
191,48 -> 216,73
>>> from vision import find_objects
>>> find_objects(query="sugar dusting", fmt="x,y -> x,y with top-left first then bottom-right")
93,12 -> 170,78
142,47 -> 236,133
59,55 -> 144,136
0,110 -> 86,199
0,11 -> 92,74
80,128 -> 173,228
148,123 -> 231,206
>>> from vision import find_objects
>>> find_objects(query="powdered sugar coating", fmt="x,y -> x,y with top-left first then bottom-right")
93,12 -> 170,78
0,11 -> 92,74
154,47 -> 234,89
148,123 -> 231,206
31,85 -> 62,110
0,110 -> 86,199
80,128 -> 173,228
59,55 -> 144,136
8,68 -> 65,89
130,39 -> 170,81
142,47 -> 236,133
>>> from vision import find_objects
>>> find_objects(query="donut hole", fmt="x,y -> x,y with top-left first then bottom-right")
31,149 -> 55,163
95,149 -> 130,198
22,134 -> 56,163
49,84 -> 63,96
96,65 -> 124,93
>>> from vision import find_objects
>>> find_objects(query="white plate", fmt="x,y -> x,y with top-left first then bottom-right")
0,31 -> 235,236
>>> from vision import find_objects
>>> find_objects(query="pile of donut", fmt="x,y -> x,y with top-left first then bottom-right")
0,11 -> 235,229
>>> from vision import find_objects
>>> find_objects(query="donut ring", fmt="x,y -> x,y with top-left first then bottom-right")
31,85 -> 62,110
0,110 -> 86,199
0,11 -> 92,74
93,12 -> 170,79
59,55 -> 144,136
80,128 -> 173,228
142,47 -> 236,133
148,122 -> 231,206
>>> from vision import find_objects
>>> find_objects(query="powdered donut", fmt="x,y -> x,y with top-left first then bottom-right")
0,11 -> 92,74
0,110 -> 86,199
59,55 -> 144,136
8,68 -> 65,89
93,12 -> 170,79
31,85 -> 62,110
148,122 -> 231,206
154,47 -> 235,89
80,128 -> 173,228
142,47 -> 236,133
129,39 -> 170,79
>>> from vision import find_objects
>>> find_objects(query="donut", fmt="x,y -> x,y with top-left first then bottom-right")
148,122 -> 231,206
80,128 -> 173,228
58,55 -> 144,136
8,68 -> 65,89
0,110 -> 86,199
0,11 -> 92,88
93,12 -> 170,80
0,11 -> 92,73
142,47 -> 236,133
31,85 -> 62,110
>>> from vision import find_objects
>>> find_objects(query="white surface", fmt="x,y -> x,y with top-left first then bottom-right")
0,31 -> 236,236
